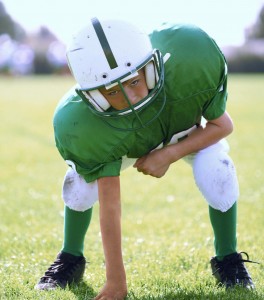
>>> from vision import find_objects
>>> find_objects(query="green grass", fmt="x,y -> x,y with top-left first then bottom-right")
0,74 -> 263,299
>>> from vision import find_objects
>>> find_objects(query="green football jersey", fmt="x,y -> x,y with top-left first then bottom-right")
53,23 -> 227,183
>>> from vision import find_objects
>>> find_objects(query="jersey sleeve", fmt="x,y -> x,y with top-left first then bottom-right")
55,133 -> 124,182
202,71 -> 228,120
72,158 -> 122,182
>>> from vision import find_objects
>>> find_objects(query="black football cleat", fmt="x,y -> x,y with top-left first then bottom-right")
210,252 -> 259,289
35,252 -> 86,290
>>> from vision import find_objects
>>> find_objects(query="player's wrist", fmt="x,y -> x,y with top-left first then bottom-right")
106,265 -> 126,282
164,144 -> 183,163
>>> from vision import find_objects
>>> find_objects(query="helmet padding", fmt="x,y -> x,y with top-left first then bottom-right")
88,90 -> 110,111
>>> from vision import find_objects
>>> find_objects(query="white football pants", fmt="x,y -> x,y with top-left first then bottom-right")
62,127 -> 239,212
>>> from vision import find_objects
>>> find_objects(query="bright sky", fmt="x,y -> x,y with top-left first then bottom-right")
3,0 -> 264,47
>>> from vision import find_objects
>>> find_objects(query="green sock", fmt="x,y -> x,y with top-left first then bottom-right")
209,202 -> 237,260
62,206 -> 93,256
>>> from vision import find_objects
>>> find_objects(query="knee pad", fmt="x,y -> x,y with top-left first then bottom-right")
192,146 -> 239,212
62,168 -> 98,211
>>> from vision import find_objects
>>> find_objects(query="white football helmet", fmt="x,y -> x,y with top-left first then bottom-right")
66,17 -> 167,130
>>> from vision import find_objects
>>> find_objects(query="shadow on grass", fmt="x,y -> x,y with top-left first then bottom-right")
68,284 -> 264,300
127,286 -> 264,300
69,280 -> 97,299
67,279 -> 264,300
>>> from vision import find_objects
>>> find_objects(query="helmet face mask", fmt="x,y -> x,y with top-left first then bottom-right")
67,18 -> 167,130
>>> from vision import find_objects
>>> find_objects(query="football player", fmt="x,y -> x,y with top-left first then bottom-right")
35,18 -> 257,299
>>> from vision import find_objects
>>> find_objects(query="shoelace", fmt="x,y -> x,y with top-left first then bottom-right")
213,252 -> 260,280
238,252 -> 260,265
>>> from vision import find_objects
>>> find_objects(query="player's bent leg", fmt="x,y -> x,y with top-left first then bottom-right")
191,139 -> 239,212
187,140 -> 259,289
35,168 -> 96,290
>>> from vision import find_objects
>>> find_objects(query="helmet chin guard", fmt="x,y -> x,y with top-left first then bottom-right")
67,18 -> 168,131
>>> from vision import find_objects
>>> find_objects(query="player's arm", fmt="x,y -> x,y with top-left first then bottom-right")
95,176 -> 127,300
134,111 -> 233,178
168,111 -> 233,158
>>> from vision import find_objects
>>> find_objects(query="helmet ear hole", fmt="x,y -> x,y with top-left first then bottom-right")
145,61 -> 155,90
89,90 -> 111,111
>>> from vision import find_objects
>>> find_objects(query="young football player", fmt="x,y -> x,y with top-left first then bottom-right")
35,18 -> 257,299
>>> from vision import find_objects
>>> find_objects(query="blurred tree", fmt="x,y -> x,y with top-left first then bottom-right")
0,2 -> 67,74
224,4 -> 264,73
26,26 -> 65,74
245,4 -> 264,40
0,1 -> 26,41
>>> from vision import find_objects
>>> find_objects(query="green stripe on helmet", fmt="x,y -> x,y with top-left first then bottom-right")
91,17 -> 118,69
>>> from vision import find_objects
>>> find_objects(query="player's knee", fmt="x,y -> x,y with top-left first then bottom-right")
192,151 -> 239,212
62,168 -> 98,211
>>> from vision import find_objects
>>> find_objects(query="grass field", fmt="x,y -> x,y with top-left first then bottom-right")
0,74 -> 263,299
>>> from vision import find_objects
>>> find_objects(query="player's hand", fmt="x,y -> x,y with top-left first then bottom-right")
93,280 -> 127,300
133,148 -> 171,178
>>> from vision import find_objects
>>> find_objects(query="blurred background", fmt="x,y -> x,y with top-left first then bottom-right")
1,0 -> 264,76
